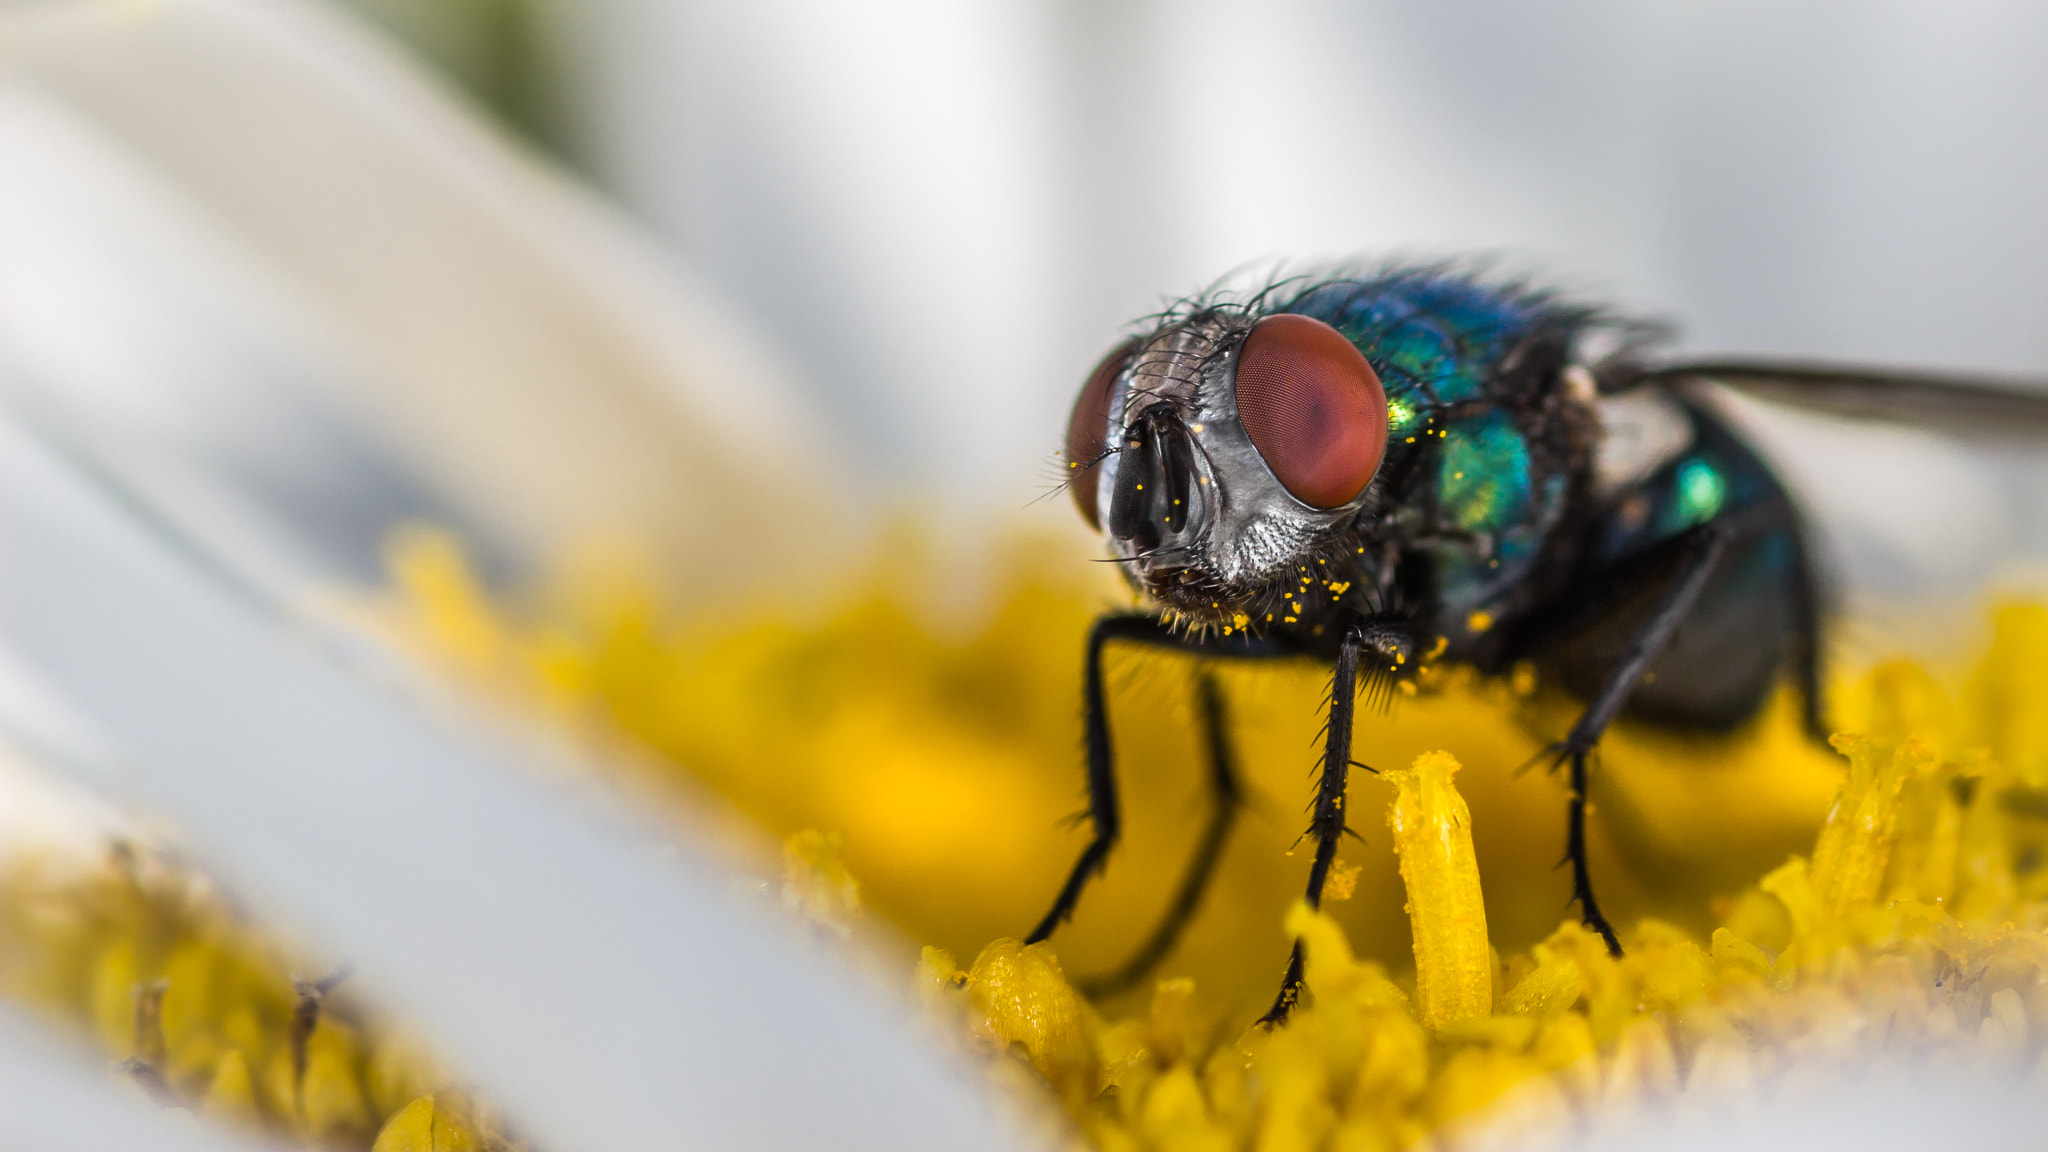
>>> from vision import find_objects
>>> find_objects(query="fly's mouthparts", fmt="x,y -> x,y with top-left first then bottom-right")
1108,407 -> 1203,555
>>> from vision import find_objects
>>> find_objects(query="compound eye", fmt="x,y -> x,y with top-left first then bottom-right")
1232,314 -> 1388,508
1064,338 -> 1139,529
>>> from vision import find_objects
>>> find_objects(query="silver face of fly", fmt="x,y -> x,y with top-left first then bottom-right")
1068,310 -> 1390,630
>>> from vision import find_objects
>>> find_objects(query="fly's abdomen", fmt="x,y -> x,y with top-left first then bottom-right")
1553,398 -> 1812,731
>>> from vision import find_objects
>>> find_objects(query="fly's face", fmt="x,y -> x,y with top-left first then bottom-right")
1065,312 -> 1390,627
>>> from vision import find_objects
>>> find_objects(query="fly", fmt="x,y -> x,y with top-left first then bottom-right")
1030,265 -> 2048,1024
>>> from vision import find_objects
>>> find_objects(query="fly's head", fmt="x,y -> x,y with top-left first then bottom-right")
1064,310 -> 1390,630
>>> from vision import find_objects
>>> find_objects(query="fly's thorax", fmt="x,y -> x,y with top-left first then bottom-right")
1096,314 -> 1384,628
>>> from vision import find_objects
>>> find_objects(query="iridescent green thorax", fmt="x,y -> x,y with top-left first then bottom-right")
1277,271 -> 1595,628
1440,412 -> 1533,535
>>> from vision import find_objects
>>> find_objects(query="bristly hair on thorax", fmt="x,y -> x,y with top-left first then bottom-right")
1126,257 -> 1669,372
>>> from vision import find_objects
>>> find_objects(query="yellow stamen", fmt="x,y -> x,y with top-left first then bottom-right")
1383,751 -> 1491,1028
1811,734 -> 1933,920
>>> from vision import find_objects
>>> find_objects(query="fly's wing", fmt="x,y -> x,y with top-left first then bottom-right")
1628,359 -> 2048,440
1618,358 -> 2048,665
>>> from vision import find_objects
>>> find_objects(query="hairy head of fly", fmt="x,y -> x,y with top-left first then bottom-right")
1064,310 -> 1390,626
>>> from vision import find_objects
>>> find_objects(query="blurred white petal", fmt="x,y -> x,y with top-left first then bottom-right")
0,393 -> 1032,1150
0,0 -> 843,597
0,1007 -> 278,1152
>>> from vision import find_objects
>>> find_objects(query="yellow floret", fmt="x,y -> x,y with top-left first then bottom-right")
1382,750 -> 1491,1028
783,828 -> 863,935
371,1095 -> 481,1152
963,938 -> 1093,1091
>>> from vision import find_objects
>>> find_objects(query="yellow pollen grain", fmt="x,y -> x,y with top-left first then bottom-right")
1324,859 -> 1363,902
1510,661 -> 1538,696
1189,423 -> 1206,433
1466,610 -> 1494,635
1384,750 -> 1491,1029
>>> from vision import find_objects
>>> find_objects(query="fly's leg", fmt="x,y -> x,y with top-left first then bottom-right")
1028,614 -> 1283,951
1259,624 -> 1371,1026
1026,613 -> 1142,945
1789,527 -> 1829,743
1546,522 -> 1727,955
1078,671 -> 1242,998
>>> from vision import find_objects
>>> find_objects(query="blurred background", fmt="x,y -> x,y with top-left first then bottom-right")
340,0 -> 2048,497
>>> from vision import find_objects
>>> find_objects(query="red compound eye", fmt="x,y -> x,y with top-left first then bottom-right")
1233,314 -> 1388,508
1064,338 -> 1138,529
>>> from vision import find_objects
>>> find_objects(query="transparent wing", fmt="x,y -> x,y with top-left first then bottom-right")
1630,358 -> 2048,440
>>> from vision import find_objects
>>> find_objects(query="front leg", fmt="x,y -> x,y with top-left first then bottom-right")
1025,613 -> 1283,947
1025,612 -> 1157,944
1024,610 -> 1261,942
1260,619 -> 1413,1025
1078,671 -> 1243,998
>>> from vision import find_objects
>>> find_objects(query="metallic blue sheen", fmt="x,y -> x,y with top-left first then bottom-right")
1280,270 -> 1573,625
1284,270 -> 1557,411
1440,411 -> 1532,533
